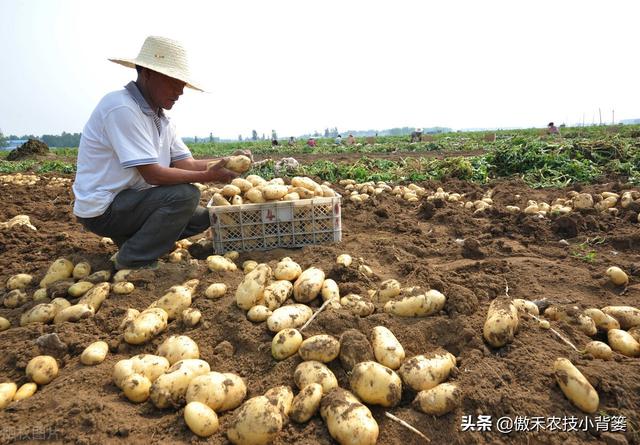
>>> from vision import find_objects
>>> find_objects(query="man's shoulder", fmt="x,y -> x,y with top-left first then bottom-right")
96,88 -> 138,114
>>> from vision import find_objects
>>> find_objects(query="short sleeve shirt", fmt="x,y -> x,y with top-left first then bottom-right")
72,82 -> 192,218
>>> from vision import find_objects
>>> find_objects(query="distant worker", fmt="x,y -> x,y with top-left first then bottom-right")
346,134 -> 356,145
410,128 -> 423,142
307,137 -> 317,147
335,134 -> 342,145
288,136 -> 296,146
547,122 -> 560,135
271,129 -> 278,146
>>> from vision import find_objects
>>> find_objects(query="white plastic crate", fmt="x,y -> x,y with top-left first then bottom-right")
207,195 -> 342,254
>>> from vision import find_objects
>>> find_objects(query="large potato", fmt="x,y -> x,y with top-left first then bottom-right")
263,184 -> 288,200
294,361 -> 338,394
184,401 -> 219,437
227,396 -> 283,445
290,383 -> 323,423
607,329 -> 640,357
274,258 -> 302,281
263,280 -> 293,310
186,371 -> 247,412
398,351 -> 456,392
130,354 -> 170,382
340,294 -> 375,317
6,273 -> 33,290
585,341 -> 613,360
350,361 -> 402,407
157,335 -> 200,365
384,288 -> 445,317
204,283 -> 227,299
20,303 -> 57,326
78,282 -> 110,311
80,341 -> 109,365
298,335 -> 340,363
272,328 -> 303,360
601,306 -> 640,329
13,382 -> 37,401
53,303 -> 94,324
320,388 -> 379,445
483,298 -> 519,347
413,382 -> 461,416
293,267 -> 325,303
67,281 -> 94,298
26,355 -> 58,385
39,258 -> 74,288
321,279 -> 340,302
267,304 -> 313,332
148,279 -> 199,320
265,385 -> 294,419
0,382 -> 17,410
123,308 -> 168,345
371,326 -> 405,370
553,358 -> 599,413
512,298 -> 539,316
376,279 -> 401,303
150,359 -> 211,408
236,264 -> 271,310
225,155 -> 252,174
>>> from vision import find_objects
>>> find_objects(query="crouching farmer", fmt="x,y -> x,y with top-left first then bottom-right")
73,36 -> 241,270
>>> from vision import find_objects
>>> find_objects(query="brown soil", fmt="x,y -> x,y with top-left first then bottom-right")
6,140 -> 51,161
0,173 -> 639,445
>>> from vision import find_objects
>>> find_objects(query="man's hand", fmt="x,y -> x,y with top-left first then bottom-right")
204,158 -> 238,183
232,149 -> 254,162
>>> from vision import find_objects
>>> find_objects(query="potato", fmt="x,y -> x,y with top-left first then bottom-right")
267,304 -> 313,332
607,329 -> 640,357
0,382 -> 17,410
601,306 -> 640,329
113,359 -> 135,389
222,184 -> 242,197
483,298 -> 519,347
376,279 -> 401,303
123,308 -> 168,345
265,385 -> 294,418
45,280 -> 74,299
384,288 -> 446,317
185,401 -> 219,437
49,298 -> 69,314
371,326 -> 405,370
398,351 -> 457,392
20,303 -> 56,326
148,279 -> 199,320
13,382 -> 37,401
272,328 -> 303,360
122,373 -> 152,403
26,355 -> 58,385
3,289 -> 28,308
182,308 -> 201,327
350,361 -> 402,407
227,396 -> 283,445
204,283 -> 227,299
186,371 -> 247,412
341,294 -> 375,317
585,341 -> 613,360
119,308 -> 140,330
242,260 -> 258,274
290,383 -> 323,423
583,308 -> 620,331
245,187 -> 266,203
630,327 -> 640,343
130,354 -> 171,382
224,250 -> 239,261
236,264 -> 271,310
150,359 -> 211,408
573,193 -> 594,209
78,282 -> 111,311
0,317 -> 9,332
321,279 -> 340,302
80,341 -> 109,365
263,280 -> 293,310
231,177 -> 253,192
112,281 -> 135,295
294,361 -> 338,394
84,269 -> 112,284
6,273 -> 33,290
577,314 -> 597,336
512,298 -> 540,316
413,382 -> 461,416
53,303 -> 95,324
284,192 -> 300,201
113,269 -> 132,283
225,155 -> 252,174
263,184 -> 289,200
39,258 -> 74,288
67,281 -> 94,298
336,254 -> 353,267
247,305 -> 272,322
606,266 -> 629,286
206,255 -> 236,272
72,262 -> 91,280
274,258 -> 302,281
157,335 -> 200,365
320,388 -> 379,445
339,329 -> 375,372
299,335 -> 340,363
246,174 -> 266,186
293,267 -> 325,303
32,288 -> 48,302
553,358 -> 599,413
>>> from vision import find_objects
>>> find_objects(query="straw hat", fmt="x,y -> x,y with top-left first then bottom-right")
109,36 -> 204,92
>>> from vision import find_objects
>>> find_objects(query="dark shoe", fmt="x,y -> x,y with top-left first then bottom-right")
111,252 -> 159,271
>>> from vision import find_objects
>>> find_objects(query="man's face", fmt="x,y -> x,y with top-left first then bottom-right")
145,70 -> 186,110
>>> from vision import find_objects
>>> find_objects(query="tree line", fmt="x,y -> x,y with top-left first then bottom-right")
0,131 -> 81,148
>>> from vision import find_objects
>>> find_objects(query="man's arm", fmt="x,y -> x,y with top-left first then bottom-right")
136,161 -> 237,185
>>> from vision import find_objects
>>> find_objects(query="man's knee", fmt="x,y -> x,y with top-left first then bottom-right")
164,184 -> 201,207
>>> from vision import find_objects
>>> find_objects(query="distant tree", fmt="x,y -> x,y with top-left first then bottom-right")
252,130 -> 258,141
324,128 -> 329,137
41,132 -> 82,147
0,129 -> 6,147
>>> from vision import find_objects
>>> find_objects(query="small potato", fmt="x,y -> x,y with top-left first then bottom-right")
72,262 -> 91,280
340,294 -> 375,317
298,335 -> 340,363
290,383 -> 323,423
3,289 -> 28,308
67,281 -> 94,298
204,283 -> 227,299
607,329 -> 640,357
265,385 -> 294,418
6,273 -> 33,290
13,382 -> 37,401
0,317 -> 10,332
274,258 -> 302,281
182,308 -> 201,327
267,304 -> 313,332
293,267 -> 325,303
26,355 -> 59,385
553,358 -> 599,413
606,266 -> 629,286
130,354 -> 171,383
371,326 -> 405,370
512,298 -> 540,316
294,361 -> 338,394
601,306 -> 640,329
0,382 -> 17,410
185,401 -> 219,437
336,254 -> 352,267
157,335 -> 200,365
227,396 -> 283,445
247,305 -> 272,322
272,328 -> 303,360
413,383 -> 461,416
483,298 -> 519,347
263,280 -> 293,310
398,351 -> 457,392
39,258 -> 74,288
32,288 -> 48,302
376,279 -> 401,303
112,281 -> 135,295
80,341 -> 109,365
320,388 -> 379,445
585,341 -> 613,360
350,361 -> 402,407
384,288 -> 446,317
242,260 -> 258,274
122,373 -> 152,403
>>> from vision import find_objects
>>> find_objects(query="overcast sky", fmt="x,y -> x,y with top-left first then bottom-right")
1,0 -> 638,139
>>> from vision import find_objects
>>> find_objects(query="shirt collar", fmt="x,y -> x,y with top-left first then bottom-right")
124,81 -> 167,120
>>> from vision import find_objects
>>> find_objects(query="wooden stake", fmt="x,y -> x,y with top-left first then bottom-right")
385,412 -> 431,442
299,298 -> 332,332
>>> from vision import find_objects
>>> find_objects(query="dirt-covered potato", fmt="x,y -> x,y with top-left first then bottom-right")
39,258 -> 74,288
371,326 -> 405,370
227,396 -> 283,445
339,329 -> 375,372
20,303 -> 57,326
181,308 -> 201,327
601,306 -> 640,329
512,298 -> 539,316
242,260 -> 258,274
583,308 -> 620,331
340,294 -> 375,317
123,308 -> 168,345
113,359 -> 135,389
0,382 -> 17,409
67,281 -> 94,298
398,351 -> 457,392
112,281 -> 135,295
350,361 -> 402,407
78,282 -> 110,311
72,262 -> 91,280
265,385 -> 294,419
130,354 -> 171,383
49,297 -> 70,313
157,335 -> 200,365
607,329 -> 640,357
84,269 -> 112,284
293,267 -> 325,303
321,279 -> 340,302
6,273 -> 33,290
376,279 -> 401,303
206,255 -> 236,272
0,317 -> 9,332
298,335 -> 340,363
413,382 -> 461,416
263,280 -> 293,310
320,388 -> 379,445
236,264 -> 271,310
53,303 -> 95,324
272,328 -> 303,360
384,288 -> 446,317
45,280 -> 74,299
274,258 -> 302,281
336,254 -> 353,267
185,401 -> 219,437
225,155 -> 252,174
585,341 -> 613,360
13,382 -> 37,401
553,358 -> 599,413
247,305 -> 272,322
3,289 -> 28,308
113,269 -> 132,283
80,341 -> 109,365
186,371 -> 247,412
150,359 -> 211,409
483,298 -> 519,347
294,361 -> 338,394
26,355 -> 58,385
122,373 -> 151,403
290,383 -> 323,423
148,279 -> 199,320
204,283 -> 227,299
267,304 -> 313,332
119,308 -> 140,330
32,288 -> 48,302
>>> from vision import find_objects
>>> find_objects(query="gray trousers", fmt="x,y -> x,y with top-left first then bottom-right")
77,184 -> 210,268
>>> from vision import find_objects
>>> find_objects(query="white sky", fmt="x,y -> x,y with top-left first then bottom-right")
0,0 -> 638,139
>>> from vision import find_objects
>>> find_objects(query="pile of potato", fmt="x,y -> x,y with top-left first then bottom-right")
44,176 -> 73,188
0,173 -> 40,186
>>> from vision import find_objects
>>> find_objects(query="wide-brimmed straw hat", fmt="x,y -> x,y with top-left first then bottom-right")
109,36 -> 204,92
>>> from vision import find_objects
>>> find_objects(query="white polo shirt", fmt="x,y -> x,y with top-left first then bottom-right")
72,82 -> 192,218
